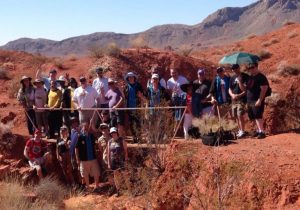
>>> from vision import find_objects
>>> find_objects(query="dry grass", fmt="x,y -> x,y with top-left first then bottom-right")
270,38 -> 280,44
277,61 -> 300,76
287,31 -> 298,39
53,58 -> 65,69
192,115 -> 237,134
35,176 -> 67,204
257,49 -> 272,60
265,93 -> 283,106
2,62 -> 15,70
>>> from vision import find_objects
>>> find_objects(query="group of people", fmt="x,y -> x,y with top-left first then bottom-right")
20,62 -> 270,193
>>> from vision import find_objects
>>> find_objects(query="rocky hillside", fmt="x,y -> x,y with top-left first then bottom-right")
2,0 -> 300,56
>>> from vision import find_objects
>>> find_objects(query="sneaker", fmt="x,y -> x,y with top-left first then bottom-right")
251,131 -> 259,138
237,131 -> 246,139
257,132 -> 266,139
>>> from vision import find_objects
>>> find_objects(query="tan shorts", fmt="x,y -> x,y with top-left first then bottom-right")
80,159 -> 100,180
232,102 -> 246,118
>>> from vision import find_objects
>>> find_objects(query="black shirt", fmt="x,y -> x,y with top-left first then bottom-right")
229,73 -> 249,103
246,73 -> 268,103
193,79 -> 211,108
75,133 -> 97,161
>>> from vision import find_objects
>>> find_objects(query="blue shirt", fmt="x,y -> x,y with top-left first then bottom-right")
70,128 -> 79,158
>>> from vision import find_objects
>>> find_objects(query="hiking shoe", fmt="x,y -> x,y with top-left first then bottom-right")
257,132 -> 266,139
251,131 -> 259,138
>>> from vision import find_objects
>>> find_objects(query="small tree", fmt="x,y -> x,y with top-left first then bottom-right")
131,36 -> 149,49
104,42 -> 121,57
88,46 -> 104,60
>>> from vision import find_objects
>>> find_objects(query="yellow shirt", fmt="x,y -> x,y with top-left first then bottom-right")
48,89 -> 62,108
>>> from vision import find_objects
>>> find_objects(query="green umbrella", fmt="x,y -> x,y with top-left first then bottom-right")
219,52 -> 261,65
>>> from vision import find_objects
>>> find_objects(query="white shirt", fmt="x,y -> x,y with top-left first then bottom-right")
167,75 -> 188,95
92,77 -> 109,104
72,86 -> 98,108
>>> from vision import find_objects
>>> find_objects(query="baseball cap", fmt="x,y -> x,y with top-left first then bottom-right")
110,127 -> 118,134
49,69 -> 57,74
96,67 -> 104,73
34,129 -> 42,135
79,76 -> 87,82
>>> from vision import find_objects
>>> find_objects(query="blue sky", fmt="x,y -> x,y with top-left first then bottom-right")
0,0 -> 257,45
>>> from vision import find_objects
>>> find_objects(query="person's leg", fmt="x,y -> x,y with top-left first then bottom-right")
48,111 -> 55,138
117,111 -> 126,138
42,111 -> 49,135
255,119 -> 264,133
80,161 -> 90,187
183,113 -> 192,140
91,159 -> 100,188
26,110 -> 35,135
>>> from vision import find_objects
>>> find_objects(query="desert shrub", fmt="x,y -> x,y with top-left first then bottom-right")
104,42 -> 121,57
8,78 -> 20,98
270,38 -> 279,44
27,55 -> 48,69
247,34 -> 256,39
67,54 -> 77,61
287,31 -> 298,39
137,102 -> 175,173
261,41 -> 271,47
192,115 -> 237,134
283,21 -> 295,26
267,73 -> 280,84
177,45 -> 193,57
130,36 -> 149,49
257,49 -> 272,60
53,58 -> 65,69
35,176 -> 67,204
2,62 -> 15,70
0,67 -> 10,80
88,46 -> 104,60
265,93 -> 283,106
277,61 -> 300,76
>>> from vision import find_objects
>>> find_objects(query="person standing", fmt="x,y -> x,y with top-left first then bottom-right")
69,78 -> 79,119
246,63 -> 269,139
193,69 -> 213,116
73,76 -> 98,125
33,78 -> 49,138
229,64 -> 249,138
58,75 -> 72,129
17,76 -> 36,135
124,72 -> 145,143
75,122 -> 100,191
69,116 -> 81,185
166,68 -> 188,129
92,67 -> 109,109
210,67 -> 231,117
47,80 -> 62,138
105,78 -> 125,138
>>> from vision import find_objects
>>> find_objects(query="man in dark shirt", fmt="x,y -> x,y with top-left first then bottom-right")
229,64 -> 249,138
75,122 -> 100,190
193,69 -> 213,116
246,63 -> 269,139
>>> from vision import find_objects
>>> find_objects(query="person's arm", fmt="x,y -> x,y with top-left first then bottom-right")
56,143 -> 60,161
24,146 -> 32,161
255,75 -> 268,107
209,79 -> 217,104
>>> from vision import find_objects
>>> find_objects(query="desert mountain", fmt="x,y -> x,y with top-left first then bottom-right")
2,0 -> 300,56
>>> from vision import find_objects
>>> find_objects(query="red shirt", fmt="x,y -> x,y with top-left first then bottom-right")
25,139 -> 43,159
